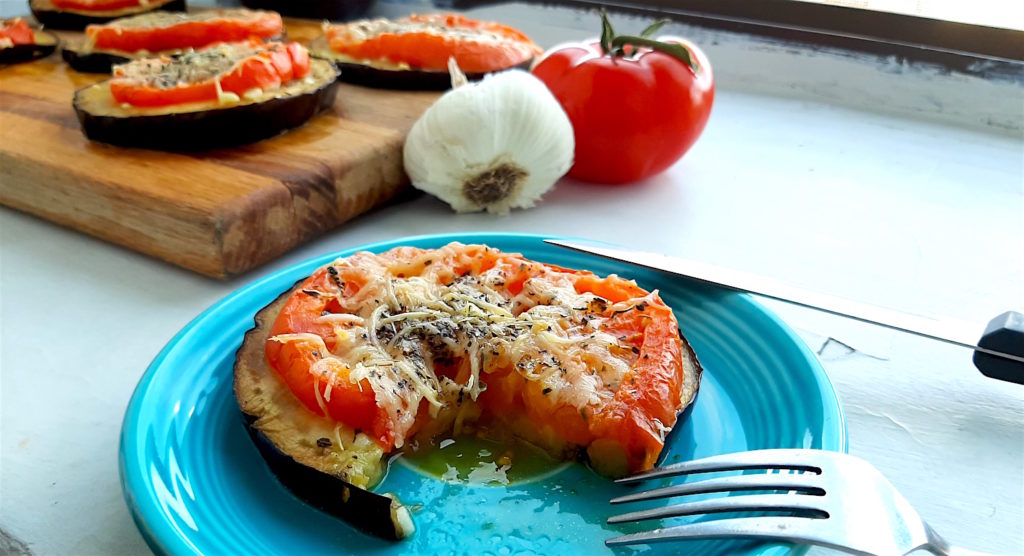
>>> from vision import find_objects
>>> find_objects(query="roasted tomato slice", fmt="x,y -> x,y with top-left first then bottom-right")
264,243 -> 694,475
108,40 -> 311,108
85,9 -> 283,53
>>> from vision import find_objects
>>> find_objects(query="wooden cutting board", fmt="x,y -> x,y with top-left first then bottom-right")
0,19 -> 439,278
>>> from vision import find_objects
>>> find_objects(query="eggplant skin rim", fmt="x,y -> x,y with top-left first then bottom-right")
234,282 -> 413,542
29,0 -> 186,30
328,58 -> 534,91
0,32 -> 59,64
72,60 -> 340,151
61,46 -> 129,73
656,328 -> 703,465
241,412 -> 411,541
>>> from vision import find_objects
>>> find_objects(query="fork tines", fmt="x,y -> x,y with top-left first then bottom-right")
615,448 -> 823,485
607,449 -> 832,546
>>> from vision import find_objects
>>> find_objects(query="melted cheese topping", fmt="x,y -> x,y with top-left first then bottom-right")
331,17 -> 520,46
270,246 -> 649,448
113,42 -> 264,87
315,48 -> 412,71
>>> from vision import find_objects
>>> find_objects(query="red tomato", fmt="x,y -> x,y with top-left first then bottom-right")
532,18 -> 714,184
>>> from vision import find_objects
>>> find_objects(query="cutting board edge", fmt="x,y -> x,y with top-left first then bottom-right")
213,139 -> 414,278
0,151 -> 227,276
0,17 -> 437,279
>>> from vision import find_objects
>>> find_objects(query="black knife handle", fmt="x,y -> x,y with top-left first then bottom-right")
974,311 -> 1024,384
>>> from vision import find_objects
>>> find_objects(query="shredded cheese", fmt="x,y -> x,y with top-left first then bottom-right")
278,245 -> 643,448
316,313 -> 364,325
332,424 -> 345,451
313,378 -> 328,417
242,87 -> 264,101
214,78 -> 240,104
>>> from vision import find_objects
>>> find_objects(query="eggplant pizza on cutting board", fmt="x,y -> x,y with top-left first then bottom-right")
0,8 -> 550,278
0,14 -> 441,278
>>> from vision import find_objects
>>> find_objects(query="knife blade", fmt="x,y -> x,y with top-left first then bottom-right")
544,239 -> 1024,383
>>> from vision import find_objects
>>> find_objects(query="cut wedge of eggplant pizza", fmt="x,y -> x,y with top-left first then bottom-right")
61,8 -> 284,73
309,13 -> 542,90
0,18 -> 58,64
73,40 -> 339,150
30,0 -> 186,30
234,243 -> 702,539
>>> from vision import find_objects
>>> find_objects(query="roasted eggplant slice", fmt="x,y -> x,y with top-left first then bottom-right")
73,57 -> 339,151
310,14 -> 542,91
308,36 -> 531,91
240,0 -> 372,21
0,25 -> 59,64
233,245 -> 704,540
235,286 -> 415,541
61,42 -> 130,72
29,0 -> 186,30
62,9 -> 283,74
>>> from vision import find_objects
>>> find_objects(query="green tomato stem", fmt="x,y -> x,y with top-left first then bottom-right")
639,19 -> 669,38
599,10 -> 616,55
610,35 -> 698,72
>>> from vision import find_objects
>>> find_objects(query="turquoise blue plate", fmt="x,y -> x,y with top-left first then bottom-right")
120,232 -> 846,555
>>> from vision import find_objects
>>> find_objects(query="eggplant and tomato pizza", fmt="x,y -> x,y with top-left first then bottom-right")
73,40 -> 338,150
234,243 -> 702,539
0,18 -> 58,64
30,0 -> 185,31
63,8 -> 284,73
309,13 -> 542,90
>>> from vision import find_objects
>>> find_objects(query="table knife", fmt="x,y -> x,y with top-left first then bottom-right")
545,239 -> 1024,385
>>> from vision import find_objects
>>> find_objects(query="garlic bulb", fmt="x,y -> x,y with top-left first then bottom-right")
403,64 -> 574,214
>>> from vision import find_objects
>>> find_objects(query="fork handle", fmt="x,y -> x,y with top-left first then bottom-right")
924,523 -> 1004,556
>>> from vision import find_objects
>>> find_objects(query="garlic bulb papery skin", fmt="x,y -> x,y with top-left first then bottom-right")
403,69 -> 575,215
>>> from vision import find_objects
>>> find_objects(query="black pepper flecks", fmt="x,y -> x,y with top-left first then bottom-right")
327,265 -> 345,290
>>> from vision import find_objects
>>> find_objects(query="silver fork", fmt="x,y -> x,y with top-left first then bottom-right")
607,449 -> 996,555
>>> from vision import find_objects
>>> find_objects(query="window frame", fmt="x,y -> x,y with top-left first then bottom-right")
447,0 -> 1024,78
